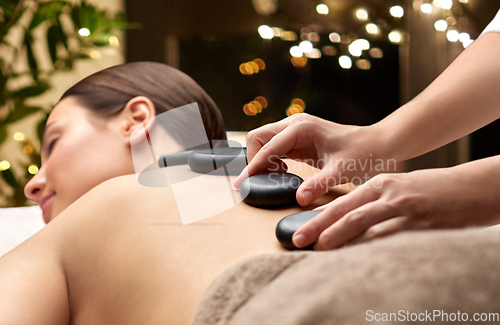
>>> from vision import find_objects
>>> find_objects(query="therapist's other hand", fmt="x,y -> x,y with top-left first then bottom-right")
233,113 -> 390,206
293,168 -> 496,250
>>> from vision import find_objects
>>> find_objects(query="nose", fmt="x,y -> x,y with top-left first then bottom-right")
24,166 -> 46,204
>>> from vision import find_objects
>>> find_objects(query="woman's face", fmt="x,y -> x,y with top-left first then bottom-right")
24,96 -> 137,223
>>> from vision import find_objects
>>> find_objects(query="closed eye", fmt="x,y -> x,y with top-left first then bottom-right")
47,138 -> 58,155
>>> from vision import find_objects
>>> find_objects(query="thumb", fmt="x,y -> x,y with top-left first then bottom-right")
296,169 -> 337,206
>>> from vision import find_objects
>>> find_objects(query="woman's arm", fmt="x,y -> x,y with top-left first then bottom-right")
0,234 -> 69,325
375,32 -> 500,162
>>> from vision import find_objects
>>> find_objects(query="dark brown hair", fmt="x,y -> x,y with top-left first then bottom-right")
60,61 -> 227,147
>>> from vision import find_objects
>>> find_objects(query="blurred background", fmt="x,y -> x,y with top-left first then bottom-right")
0,0 -> 499,206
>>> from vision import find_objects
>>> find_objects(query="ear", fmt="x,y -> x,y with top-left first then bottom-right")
120,96 -> 156,146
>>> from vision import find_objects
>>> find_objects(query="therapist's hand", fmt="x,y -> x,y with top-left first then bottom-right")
233,113 -> 391,206
293,165 -> 500,250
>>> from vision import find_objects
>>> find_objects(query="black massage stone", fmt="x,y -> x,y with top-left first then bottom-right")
188,147 -> 247,175
239,173 -> 304,208
158,150 -> 194,167
275,210 -> 321,250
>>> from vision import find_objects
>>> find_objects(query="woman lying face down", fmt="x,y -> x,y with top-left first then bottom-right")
1,62 -> 344,324
24,62 -> 226,223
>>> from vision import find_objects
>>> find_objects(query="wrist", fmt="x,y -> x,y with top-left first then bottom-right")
356,123 -> 396,163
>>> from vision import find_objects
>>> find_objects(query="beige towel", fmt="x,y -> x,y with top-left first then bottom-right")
192,228 -> 500,324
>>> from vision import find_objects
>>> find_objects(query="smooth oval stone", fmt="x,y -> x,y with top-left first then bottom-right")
158,150 -> 194,167
188,147 -> 247,175
275,210 -> 321,250
240,173 -> 304,208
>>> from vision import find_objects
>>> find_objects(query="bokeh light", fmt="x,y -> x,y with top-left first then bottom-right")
243,104 -> 256,116
290,46 -> 303,57
13,132 -> 25,141
299,41 -> 313,53
459,32 -> 470,43
258,25 -> 274,39
281,31 -> 297,41
253,58 -> 266,70
78,28 -> 90,37
434,20 -> 448,31
462,39 -> 474,48
421,3 -> 433,14
291,56 -> 307,67
388,31 -> 403,43
316,4 -> 329,15
28,165 -> 38,175
348,43 -> 362,57
108,36 -> 119,47
254,96 -> 268,108
369,48 -> 383,58
356,59 -> 371,70
339,55 -> 352,69
354,39 -> 370,50
440,0 -> 453,10
390,6 -> 404,18
329,32 -> 341,43
321,45 -> 337,56
366,23 -> 379,35
356,9 -> 368,21
305,48 -> 321,59
23,144 -> 33,154
272,27 -> 283,37
249,61 -> 259,73
0,160 -> 10,171
446,29 -> 459,42
291,98 -> 306,110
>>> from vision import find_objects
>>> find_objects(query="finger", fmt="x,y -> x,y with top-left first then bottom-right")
347,216 -> 408,246
312,194 -> 347,211
232,158 -> 288,189
314,200 -> 398,250
285,147 -> 319,164
262,158 -> 288,174
234,120 -> 311,187
292,185 -> 380,248
246,115 -> 301,162
296,168 -> 343,206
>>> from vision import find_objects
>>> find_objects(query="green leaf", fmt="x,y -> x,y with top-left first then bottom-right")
4,105 -> 42,124
47,25 -> 58,64
0,68 -> 7,105
70,4 -> 80,29
0,0 -> 19,17
2,0 -> 24,29
79,1 -> 97,33
1,168 -> 18,190
28,12 -> 46,31
24,37 -> 38,81
10,85 -> 49,98
90,31 -> 112,47
0,126 -> 7,146
29,1 -> 67,30
56,18 -> 68,50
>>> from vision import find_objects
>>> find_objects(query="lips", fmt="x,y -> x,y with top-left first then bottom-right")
39,193 -> 55,223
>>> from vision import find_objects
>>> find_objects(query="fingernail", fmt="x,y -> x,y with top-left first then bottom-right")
302,191 -> 313,206
293,233 -> 307,247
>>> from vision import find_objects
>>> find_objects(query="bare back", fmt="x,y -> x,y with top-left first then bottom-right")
0,161 -> 349,324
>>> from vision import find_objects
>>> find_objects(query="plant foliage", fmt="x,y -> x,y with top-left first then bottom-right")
0,0 -> 137,206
